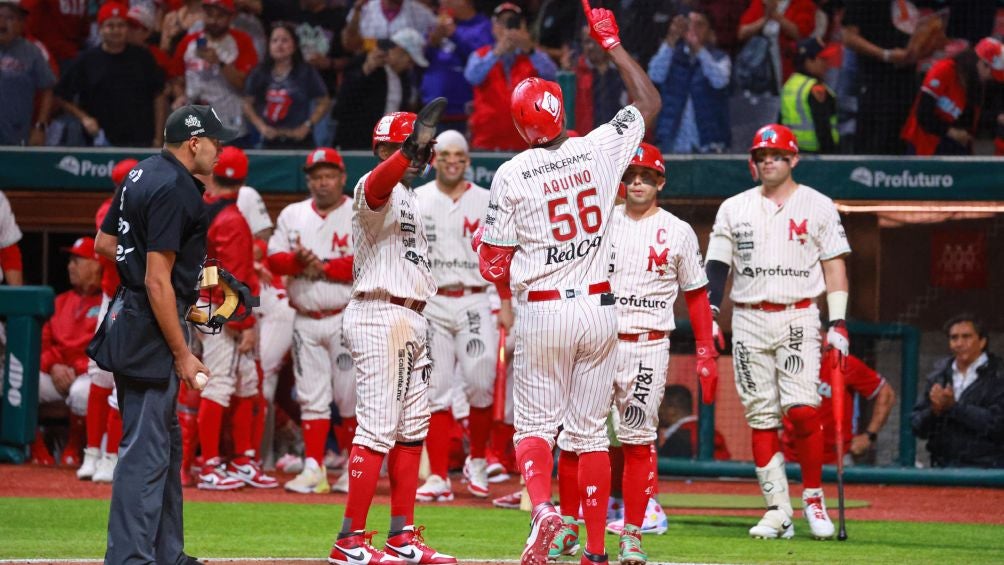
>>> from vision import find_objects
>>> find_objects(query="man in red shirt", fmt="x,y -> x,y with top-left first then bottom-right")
782,352 -> 896,465
22,0 -> 88,66
31,236 -> 103,466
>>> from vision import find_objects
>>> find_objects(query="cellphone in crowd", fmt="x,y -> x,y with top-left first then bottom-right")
196,37 -> 208,49
505,14 -> 521,30
376,38 -> 395,51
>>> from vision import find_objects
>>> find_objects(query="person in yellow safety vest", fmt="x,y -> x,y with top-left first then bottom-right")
780,37 -> 838,153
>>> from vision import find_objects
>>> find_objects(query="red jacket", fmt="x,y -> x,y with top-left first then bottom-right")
23,0 -> 90,64
41,289 -> 102,376
901,58 -> 970,156
203,193 -> 259,330
468,45 -> 538,151
739,0 -> 817,83
95,198 -> 121,298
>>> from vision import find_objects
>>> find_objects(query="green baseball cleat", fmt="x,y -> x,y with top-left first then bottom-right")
548,516 -> 581,560
618,524 -> 647,565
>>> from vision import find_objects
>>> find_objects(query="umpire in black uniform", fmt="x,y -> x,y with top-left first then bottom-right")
90,105 -> 237,564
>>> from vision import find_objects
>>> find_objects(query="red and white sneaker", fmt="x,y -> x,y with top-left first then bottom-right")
30,431 -> 55,466
197,457 -> 245,490
329,530 -> 404,565
492,490 -> 522,509
521,503 -> 563,565
384,525 -> 458,564
228,457 -> 278,488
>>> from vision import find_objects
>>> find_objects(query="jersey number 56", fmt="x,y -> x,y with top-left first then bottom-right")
547,187 -> 602,242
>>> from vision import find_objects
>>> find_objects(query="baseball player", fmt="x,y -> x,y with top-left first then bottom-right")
78,158 -> 136,482
267,147 -> 356,494
552,143 -> 718,564
705,124 -> 851,540
194,166 -> 275,490
414,130 -> 511,501
472,4 -> 662,562
328,99 -> 458,565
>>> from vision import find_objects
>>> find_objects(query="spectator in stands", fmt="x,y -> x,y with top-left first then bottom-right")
341,0 -> 437,55
901,37 -> 1004,156
841,0 -> 916,154
573,26 -> 625,134
23,0 -> 89,67
615,0 -> 679,70
0,191 -> 24,286
738,0 -> 816,91
243,22 -> 331,149
783,351 -> 896,465
421,0 -> 492,132
332,28 -> 426,150
657,385 -> 730,460
161,0 -> 206,53
31,236 -> 103,466
127,4 -> 182,80
465,2 -> 557,151
285,0 -> 351,97
56,3 -> 166,147
233,0 -> 267,60
0,0 -> 55,147
649,9 -> 731,154
912,314 -> 1004,468
174,0 -> 258,143
780,37 -> 838,154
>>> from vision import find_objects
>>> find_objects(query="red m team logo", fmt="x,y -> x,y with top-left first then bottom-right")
332,233 -> 350,254
788,219 -> 808,245
647,247 -> 669,275
463,217 -> 480,237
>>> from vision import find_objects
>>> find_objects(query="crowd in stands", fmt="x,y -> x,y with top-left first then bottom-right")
4,0 -> 1004,155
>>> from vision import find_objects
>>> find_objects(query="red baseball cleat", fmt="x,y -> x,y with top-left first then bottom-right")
521,503 -> 563,565
384,525 -> 458,564
329,530 -> 404,565
228,457 -> 278,488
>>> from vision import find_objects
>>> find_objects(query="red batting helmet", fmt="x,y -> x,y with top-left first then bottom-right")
510,77 -> 565,147
629,142 -> 665,175
372,111 -> 417,154
750,124 -> 798,155
111,158 -> 138,186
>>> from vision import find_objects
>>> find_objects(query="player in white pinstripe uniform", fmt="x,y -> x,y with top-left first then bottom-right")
328,99 -> 458,565
414,130 -> 512,502
267,148 -> 356,495
472,5 -> 661,563
552,143 -> 719,564
705,124 -> 851,541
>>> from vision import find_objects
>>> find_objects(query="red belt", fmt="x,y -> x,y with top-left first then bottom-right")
295,306 -> 345,319
526,281 -> 611,302
360,292 -> 427,313
436,286 -> 488,298
737,298 -> 813,312
618,330 -> 667,342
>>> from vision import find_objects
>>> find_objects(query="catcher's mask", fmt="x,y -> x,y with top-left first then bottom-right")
186,260 -> 259,333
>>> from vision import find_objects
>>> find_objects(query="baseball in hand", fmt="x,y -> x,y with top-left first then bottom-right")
194,372 -> 209,390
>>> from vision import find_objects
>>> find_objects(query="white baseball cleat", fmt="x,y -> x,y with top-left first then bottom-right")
749,508 -> 795,539
284,459 -> 330,494
415,474 -> 454,502
77,447 -> 100,480
606,497 -> 668,535
332,469 -> 350,493
463,457 -> 490,498
802,489 -> 835,540
92,453 -> 118,483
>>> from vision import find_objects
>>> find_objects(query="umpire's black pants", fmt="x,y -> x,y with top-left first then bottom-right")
106,373 -> 186,565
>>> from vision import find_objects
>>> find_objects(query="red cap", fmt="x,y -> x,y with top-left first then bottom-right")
749,124 -> 798,155
629,142 -> 665,175
97,2 -> 127,24
493,2 -> 522,17
111,158 -> 138,186
510,77 -> 565,147
62,236 -> 97,260
304,147 -> 345,172
202,0 -> 234,12
371,112 -> 416,153
975,37 -> 1004,82
214,146 -> 248,180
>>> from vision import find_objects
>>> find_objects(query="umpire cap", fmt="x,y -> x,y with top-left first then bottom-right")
164,105 -> 239,143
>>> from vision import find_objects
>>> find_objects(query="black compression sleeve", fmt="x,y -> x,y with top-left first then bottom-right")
916,92 -> 951,137
705,259 -> 730,309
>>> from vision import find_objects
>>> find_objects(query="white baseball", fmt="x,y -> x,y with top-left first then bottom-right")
194,372 -> 209,390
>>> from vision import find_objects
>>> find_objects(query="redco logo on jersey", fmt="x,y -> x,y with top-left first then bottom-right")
545,235 -> 602,265
788,219 -> 808,245
463,217 -> 479,237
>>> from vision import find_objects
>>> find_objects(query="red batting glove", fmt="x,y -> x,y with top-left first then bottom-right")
695,339 -> 719,404
582,3 -> 621,51
471,225 -> 485,253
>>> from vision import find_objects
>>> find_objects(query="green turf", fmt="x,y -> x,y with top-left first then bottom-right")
1,497 -> 1002,564
658,493 -> 869,510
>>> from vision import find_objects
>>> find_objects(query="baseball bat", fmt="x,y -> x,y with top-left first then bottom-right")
830,349 -> 848,541
493,326 -> 507,423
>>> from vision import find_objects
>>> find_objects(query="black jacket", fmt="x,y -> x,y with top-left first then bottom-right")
911,353 -> 1004,468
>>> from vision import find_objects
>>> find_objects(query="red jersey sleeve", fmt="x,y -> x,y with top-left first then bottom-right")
39,293 -> 66,373
230,29 -> 258,74
173,32 -> 198,72
787,0 -> 817,38
207,206 -> 258,330
739,0 -> 764,26
844,354 -> 885,400
921,59 -> 955,99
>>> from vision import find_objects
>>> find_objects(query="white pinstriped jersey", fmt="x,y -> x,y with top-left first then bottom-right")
268,198 -> 353,311
608,205 -> 707,334
415,181 -> 491,288
237,185 -> 273,236
710,184 -> 850,304
480,105 -> 645,295
351,173 -> 437,301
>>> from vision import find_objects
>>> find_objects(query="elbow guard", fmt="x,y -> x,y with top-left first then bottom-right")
476,241 -> 514,284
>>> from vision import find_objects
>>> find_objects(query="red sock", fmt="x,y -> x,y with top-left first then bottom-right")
752,428 -> 781,467
557,450 -> 580,519
650,444 -> 659,496
342,445 -> 386,532
85,383 -> 112,448
388,443 -> 422,524
302,418 -> 330,467
333,416 -> 357,455
251,392 -> 267,459
178,408 -> 198,469
609,445 -> 624,497
231,395 -> 255,458
105,408 -> 123,454
468,406 -> 492,459
425,410 -> 453,478
787,406 -> 823,488
622,444 -> 652,529
515,436 -> 553,507
578,451 -> 611,555
65,414 -> 85,456
198,398 -> 226,463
